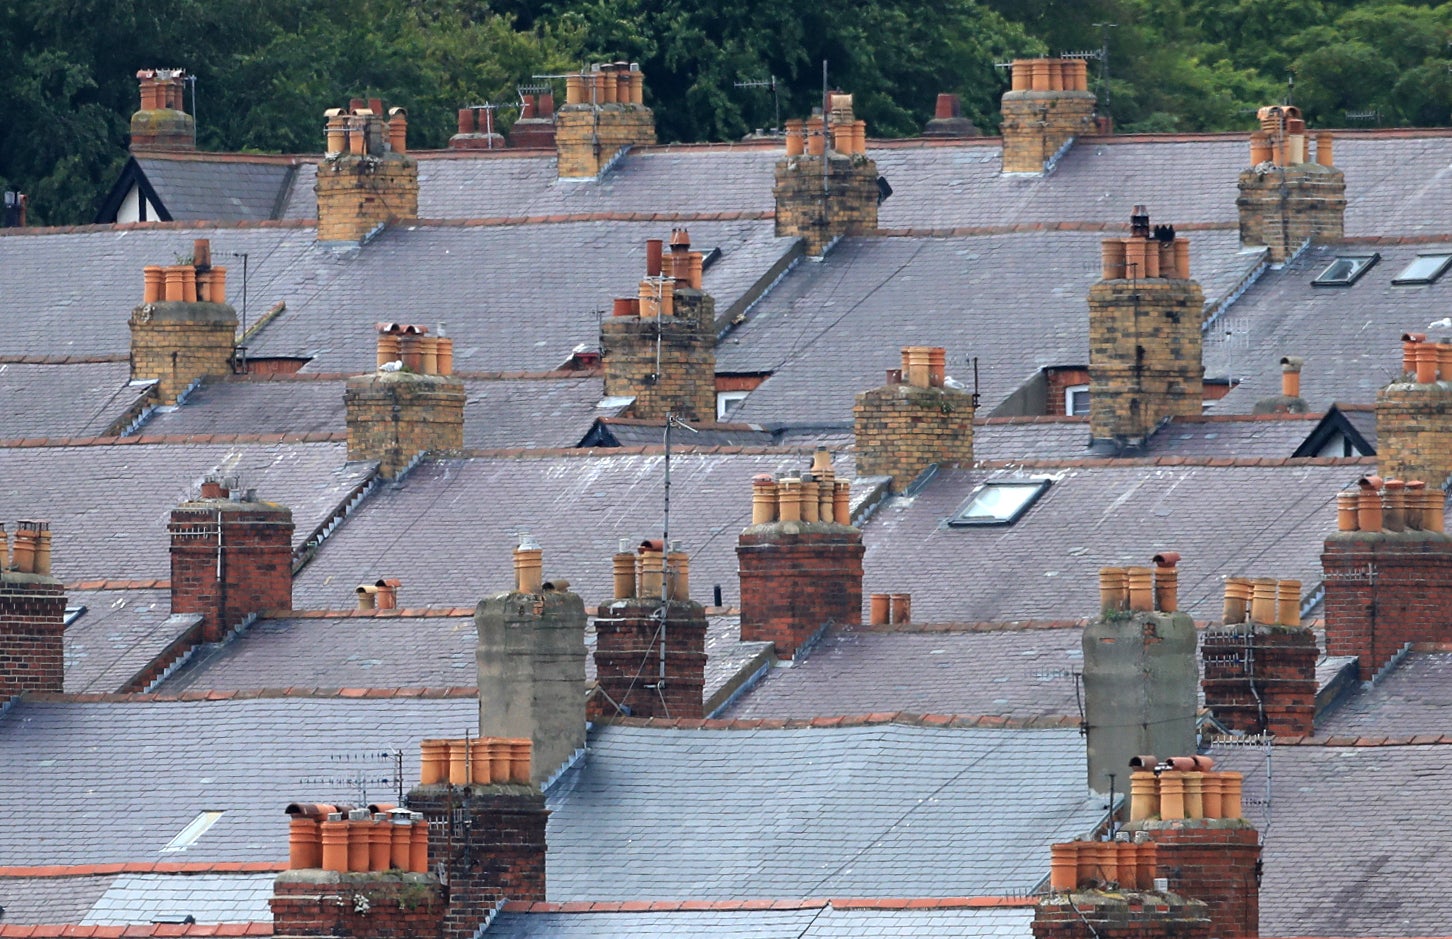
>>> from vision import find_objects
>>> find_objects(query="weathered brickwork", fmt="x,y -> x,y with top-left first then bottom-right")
1000,92 -> 1097,174
601,289 -> 716,422
315,158 -> 419,243
271,871 -> 445,939
593,597 -> 707,719
344,371 -> 466,477
130,71 -> 195,151
853,383 -> 975,493
1236,165 -> 1345,262
0,573 -> 66,696
555,107 -> 656,179
738,526 -> 864,658
1033,891 -> 1212,939
130,301 -> 237,404
1323,533 -> 1452,680
1122,820 -> 1261,939
773,153 -> 879,256
170,495 -> 294,643
1376,381 -> 1452,487
1201,624 -> 1318,736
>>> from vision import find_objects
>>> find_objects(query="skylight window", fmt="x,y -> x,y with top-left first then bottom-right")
1311,253 -> 1378,287
949,479 -> 1051,527
1392,253 -> 1452,286
161,810 -> 224,851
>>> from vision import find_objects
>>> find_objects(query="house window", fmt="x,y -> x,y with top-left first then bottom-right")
1392,253 -> 1452,286
1312,254 -> 1378,287
949,479 -> 1051,527
717,390 -> 749,421
1065,384 -> 1090,416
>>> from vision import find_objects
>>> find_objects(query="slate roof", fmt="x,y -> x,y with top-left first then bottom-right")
861,460 -> 1363,623
972,415 -> 1325,462
588,419 -> 777,448
134,157 -> 298,223
719,230 -> 1264,426
81,872 -> 277,925
545,723 -> 1103,899
0,441 -> 371,582
141,379 -> 345,437
0,875 -> 116,925
64,588 -> 193,694
1315,652 -> 1452,738
0,362 -> 148,440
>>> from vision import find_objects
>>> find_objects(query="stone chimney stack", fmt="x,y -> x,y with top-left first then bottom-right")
555,62 -> 656,178
1083,562 -> 1197,793
600,229 -> 717,422
1324,474 -> 1452,680
1000,58 -> 1096,175
0,521 -> 66,697
1376,334 -> 1452,487
475,535 -> 587,784
853,346 -> 974,492
130,239 -> 236,404
1237,106 -> 1345,262
1201,575 -> 1318,737
1088,207 -> 1205,452
737,451 -> 865,659
169,478 -> 294,644
344,323 -> 465,478
592,540 -> 708,719
130,68 -> 195,151
773,93 -> 880,256
315,100 -> 418,243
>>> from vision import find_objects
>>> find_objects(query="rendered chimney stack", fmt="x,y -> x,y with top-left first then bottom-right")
1088,207 -> 1205,453
1377,335 -> 1452,488
1000,57 -> 1097,175
345,324 -> 465,478
169,479 -> 294,644
555,62 -> 656,179
1202,571 -> 1317,737
130,239 -> 237,405
774,92 -> 881,256
1237,105 -> 1345,262
854,346 -> 974,492
0,520 -> 67,697
315,100 -> 418,243
130,68 -> 195,151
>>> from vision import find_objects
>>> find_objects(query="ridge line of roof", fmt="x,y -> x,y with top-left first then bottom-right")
501,896 -> 1037,913
878,221 -> 1237,238
226,369 -> 602,383
597,713 -> 1081,730
263,608 -> 475,619
0,355 -> 130,365
0,926 -> 271,938
0,861 -> 285,878
399,210 -> 773,228
0,219 -> 317,237
26,687 -> 480,704
973,455 -> 1376,469
451,444 -> 832,459
0,432 -> 347,449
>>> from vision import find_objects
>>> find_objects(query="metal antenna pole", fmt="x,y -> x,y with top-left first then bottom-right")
1093,23 -> 1117,119
821,60 -> 830,197
660,413 -> 698,685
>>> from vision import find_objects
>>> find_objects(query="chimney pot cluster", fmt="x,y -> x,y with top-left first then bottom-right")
783,110 -> 868,158
1248,105 -> 1332,167
891,346 -> 947,389
1048,838 -> 1159,893
375,323 -> 453,375
750,453 -> 852,526
324,102 -> 408,157
1127,756 -> 1244,823
2,520 -> 52,576
1221,576 -> 1302,626
564,62 -> 645,107
1100,208 -> 1190,280
866,592 -> 911,625
612,539 -> 690,601
1009,58 -> 1091,93
420,736 -> 532,786
1099,555 -> 1179,615
1336,475 -> 1444,534
284,802 -> 428,874
142,241 -> 227,305
613,232 -> 705,318
1399,332 -> 1452,384
355,578 -> 400,610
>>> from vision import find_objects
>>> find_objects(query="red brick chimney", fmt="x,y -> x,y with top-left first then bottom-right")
592,540 -> 708,719
1324,474 -> 1452,680
130,68 -> 195,151
169,477 -> 294,643
737,450 -> 865,658
1000,58 -> 1096,175
1237,106 -> 1344,262
449,105 -> 506,150
508,92 -> 557,149
1035,837 -> 1212,939
0,521 -> 66,697
774,93 -> 879,256
853,346 -> 974,492
1202,576 -> 1318,736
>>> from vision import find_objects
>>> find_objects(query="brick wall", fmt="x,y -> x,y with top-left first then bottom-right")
1236,165 -> 1345,262
270,871 -> 445,939
593,597 -> 707,718
0,572 -> 66,696
1123,819 -> 1261,939
1045,366 -> 1090,415
1201,625 -> 1318,736
738,526 -> 864,658
1088,279 -> 1205,447
773,154 -> 879,256
130,301 -> 237,404
1000,92 -> 1097,174
344,372 -> 466,478
1033,891 -> 1211,939
1323,533 -> 1452,680
1376,382 -> 1452,487
601,289 -> 716,422
315,157 -> 419,243
169,496 -> 294,643
406,786 -> 547,939
853,382 -> 975,493
555,107 -> 656,178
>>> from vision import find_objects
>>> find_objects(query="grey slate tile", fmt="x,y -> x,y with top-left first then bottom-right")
0,362 -> 146,440
64,588 -> 192,694
137,158 -> 297,223
81,872 -> 276,925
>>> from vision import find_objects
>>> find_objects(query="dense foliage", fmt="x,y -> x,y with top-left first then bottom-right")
3,0 -> 1448,224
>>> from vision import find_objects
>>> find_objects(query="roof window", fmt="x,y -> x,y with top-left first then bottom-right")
949,479 -> 1051,527
1392,253 -> 1452,286
161,810 -> 224,851
1311,253 -> 1378,287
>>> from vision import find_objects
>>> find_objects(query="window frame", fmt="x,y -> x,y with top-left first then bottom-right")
1392,253 -> 1452,286
1311,253 -> 1379,287
1064,384 -> 1090,417
948,478 -> 1052,527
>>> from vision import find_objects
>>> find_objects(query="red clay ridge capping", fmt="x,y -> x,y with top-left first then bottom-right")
1269,735 -> 1452,747
502,897 -> 1031,913
0,862 -> 285,878
855,618 -> 1091,633
26,687 -> 479,705
0,926 -> 272,939
66,579 -> 169,592
0,219 -> 316,238
0,432 -> 347,450
973,455 -> 1377,470
598,713 -> 1082,731
459,444 -> 828,460
0,354 -> 131,365
401,210 -> 773,229
876,221 -> 1238,239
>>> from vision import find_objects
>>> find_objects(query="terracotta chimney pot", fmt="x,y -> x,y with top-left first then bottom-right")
1249,577 -> 1277,624
1383,479 -> 1407,532
667,549 -> 690,601
320,816 -> 349,872
1357,485 -> 1384,533
1101,240 -> 1127,280
1417,342 -> 1440,384
751,474 -> 778,525
1276,579 -> 1301,627
868,593 -> 890,626
1336,490 -> 1359,531
1129,770 -> 1159,821
833,479 -> 851,525
799,477 -> 820,523
1010,60 -> 1033,92
645,238 -> 664,277
1153,565 -> 1178,614
1125,566 -> 1153,612
777,477 -> 802,522
1316,132 -> 1334,167
1099,567 -> 1128,612
408,817 -> 428,874
889,593 -> 911,625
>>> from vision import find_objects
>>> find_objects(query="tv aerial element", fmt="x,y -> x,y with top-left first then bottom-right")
734,74 -> 782,133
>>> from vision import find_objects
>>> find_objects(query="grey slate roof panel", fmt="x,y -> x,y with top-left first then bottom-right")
81,872 -> 277,925
1315,652 -> 1452,737
0,442 -> 370,581
0,874 -> 116,924
142,380 -> 345,436
487,904 -> 1033,938
136,158 -> 296,223
547,723 -> 1101,899
0,362 -> 147,440
64,588 -> 191,694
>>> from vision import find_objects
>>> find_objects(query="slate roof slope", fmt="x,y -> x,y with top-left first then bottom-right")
0,362 -> 147,439
0,441 -> 371,582
141,379 -> 345,437
292,451 -> 848,611
64,588 -> 190,694
1314,652 -> 1452,737
134,157 -> 297,222
1213,741 -> 1452,936
720,230 -> 1262,426
546,723 -> 1102,900
80,872 -> 277,925
972,415 -> 1324,462
248,219 -> 788,374
0,696 -> 476,866
1206,241 -> 1452,413
861,460 -> 1362,623
0,226 -> 347,358
0,875 -> 116,925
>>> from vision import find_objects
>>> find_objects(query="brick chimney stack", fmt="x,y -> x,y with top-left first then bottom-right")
1083,562 -> 1197,793
1000,58 -> 1097,175
1237,106 -> 1344,262
737,451 -> 865,658
344,323 -> 465,478
600,230 -> 716,422
1324,474 -> 1452,680
773,93 -> 880,256
315,100 -> 418,243
555,62 -> 656,178
508,93 -> 558,149
923,93 -> 981,137
130,68 -> 195,151
853,346 -> 974,492
475,534 -> 587,784
1376,334 -> 1452,487
1035,837 -> 1212,939
1088,207 -> 1205,453
592,540 -> 708,719
1202,575 -> 1318,737
130,238 -> 236,404
449,105 -> 507,150
169,478 -> 294,644
0,521 -> 66,697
